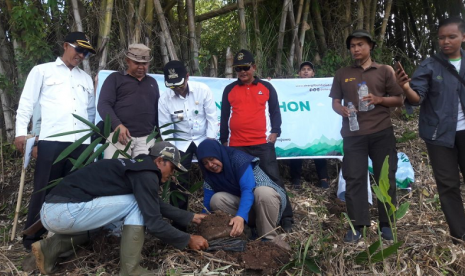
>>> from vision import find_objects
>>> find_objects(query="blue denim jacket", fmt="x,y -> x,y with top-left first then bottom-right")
409,49 -> 465,148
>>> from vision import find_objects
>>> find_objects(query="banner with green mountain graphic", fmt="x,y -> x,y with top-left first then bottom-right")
97,72 -> 343,159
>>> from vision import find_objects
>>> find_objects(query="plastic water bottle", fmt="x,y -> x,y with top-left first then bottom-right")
358,82 -> 374,111
347,102 -> 359,131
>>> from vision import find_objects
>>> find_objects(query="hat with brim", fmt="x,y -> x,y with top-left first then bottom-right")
233,49 -> 255,67
299,61 -> 314,71
149,141 -> 187,172
163,60 -> 187,87
126,44 -> 153,63
64,32 -> 96,54
346,29 -> 377,50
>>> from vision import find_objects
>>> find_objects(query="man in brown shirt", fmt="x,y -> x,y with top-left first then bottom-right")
329,30 -> 403,242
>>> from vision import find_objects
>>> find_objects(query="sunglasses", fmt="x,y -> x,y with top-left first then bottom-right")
234,66 -> 251,72
68,43 -> 90,58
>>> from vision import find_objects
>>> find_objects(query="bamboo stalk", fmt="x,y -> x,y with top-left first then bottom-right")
70,0 -> 91,75
237,0 -> 247,49
186,0 -> 199,74
276,0 -> 290,76
154,0 -> 178,60
378,0 -> 393,48
98,0 -> 115,71
225,47 -> 233,79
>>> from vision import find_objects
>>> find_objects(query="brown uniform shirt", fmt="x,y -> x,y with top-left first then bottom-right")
329,62 -> 403,137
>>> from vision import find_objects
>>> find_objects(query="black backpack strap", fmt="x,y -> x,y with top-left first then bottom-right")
431,55 -> 465,87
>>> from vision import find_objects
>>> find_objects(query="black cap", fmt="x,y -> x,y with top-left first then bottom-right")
299,61 -> 314,71
149,141 -> 187,172
345,29 -> 376,50
163,60 -> 187,87
64,32 -> 96,54
233,49 -> 255,67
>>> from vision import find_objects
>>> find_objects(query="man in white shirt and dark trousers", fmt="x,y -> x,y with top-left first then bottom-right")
14,32 -> 96,250
159,60 -> 217,220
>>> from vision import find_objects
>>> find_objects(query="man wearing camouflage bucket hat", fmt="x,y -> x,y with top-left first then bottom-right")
98,43 -> 160,159
31,141 -> 209,275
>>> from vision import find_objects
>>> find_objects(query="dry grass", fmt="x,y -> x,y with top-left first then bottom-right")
1,109 -> 465,275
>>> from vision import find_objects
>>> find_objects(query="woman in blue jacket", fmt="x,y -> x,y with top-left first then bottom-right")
396,17 -> 465,243
196,139 -> 287,240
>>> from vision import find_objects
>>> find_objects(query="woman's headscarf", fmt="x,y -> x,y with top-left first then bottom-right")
196,139 -> 254,191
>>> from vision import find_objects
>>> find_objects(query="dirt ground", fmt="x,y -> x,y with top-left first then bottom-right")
3,109 -> 465,275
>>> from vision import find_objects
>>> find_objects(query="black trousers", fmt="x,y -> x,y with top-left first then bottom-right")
232,142 -> 294,221
171,142 -> 197,211
23,141 -> 87,249
426,130 -> 465,241
290,159 -> 329,180
342,127 -> 398,226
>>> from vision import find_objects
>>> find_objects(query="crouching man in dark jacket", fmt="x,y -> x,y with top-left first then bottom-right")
32,141 -> 208,275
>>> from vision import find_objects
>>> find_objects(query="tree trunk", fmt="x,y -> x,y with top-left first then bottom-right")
127,0 -> 136,45
369,0 -> 377,34
209,55 -> 218,77
154,0 -> 178,60
311,0 -> 327,56
299,0 -> 310,61
225,47 -> 233,78
0,22 -> 15,142
134,0 -> 147,44
70,0 -> 91,75
159,32 -> 169,65
98,0 -> 115,71
356,0 -> 364,29
378,0 -> 392,48
186,0 -> 199,74
363,0 -> 371,32
237,0 -> 247,49
177,0 -> 189,63
276,0 -> 290,76
288,0 -> 303,70
145,0 -> 154,49
195,0 -> 265,22
252,0 -> 262,76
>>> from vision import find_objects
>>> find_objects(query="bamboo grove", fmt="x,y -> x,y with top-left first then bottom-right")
0,0 -> 464,143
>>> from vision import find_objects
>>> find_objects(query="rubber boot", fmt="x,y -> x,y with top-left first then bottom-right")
31,233 -> 89,275
119,225 -> 157,276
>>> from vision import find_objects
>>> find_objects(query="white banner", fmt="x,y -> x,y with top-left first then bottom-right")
96,71 -> 343,159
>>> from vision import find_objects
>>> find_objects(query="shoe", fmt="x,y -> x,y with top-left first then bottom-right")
381,227 -> 393,241
319,179 -> 329,189
31,233 -> 89,274
281,218 -> 293,233
120,225 -> 157,276
315,179 -> 329,189
292,178 -> 302,190
344,229 -> 361,243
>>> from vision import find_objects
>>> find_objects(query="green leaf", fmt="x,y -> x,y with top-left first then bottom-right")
159,121 -> 181,129
112,149 -> 121,159
112,128 -> 121,144
84,143 -> 109,166
72,114 -> 99,132
161,129 -> 186,135
355,240 -> 382,264
146,129 -> 158,144
303,258 -> 321,274
165,138 -> 188,142
371,241 -> 404,263
188,181 -> 204,193
35,178 -> 63,193
46,128 -> 92,138
372,186 -> 385,203
396,202 -> 410,220
104,114 -> 111,138
53,132 -> 93,164
70,138 -> 102,171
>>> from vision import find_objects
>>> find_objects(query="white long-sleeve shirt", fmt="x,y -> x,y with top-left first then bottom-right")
158,81 -> 218,152
15,57 -> 95,143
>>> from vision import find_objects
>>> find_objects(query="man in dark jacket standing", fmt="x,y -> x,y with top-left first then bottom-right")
220,49 -> 294,232
31,142 -> 208,275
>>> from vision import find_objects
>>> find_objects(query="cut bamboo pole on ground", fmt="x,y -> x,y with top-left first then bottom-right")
11,154 -> 26,241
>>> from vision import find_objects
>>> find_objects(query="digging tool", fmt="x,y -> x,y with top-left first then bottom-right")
11,154 -> 26,241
